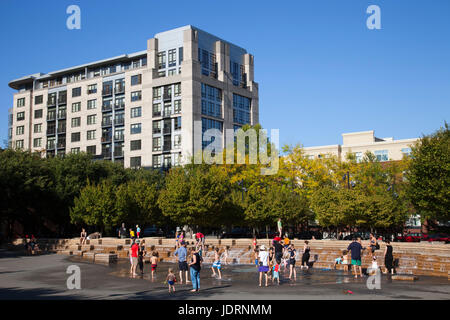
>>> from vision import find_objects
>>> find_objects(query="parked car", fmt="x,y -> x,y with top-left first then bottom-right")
343,232 -> 372,241
425,233 -> 450,243
142,226 -> 164,237
395,233 -> 422,242
220,227 -> 253,239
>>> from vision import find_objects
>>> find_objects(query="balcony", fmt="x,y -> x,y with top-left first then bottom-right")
101,135 -> 112,143
153,128 -> 161,134
47,143 -> 56,150
46,128 -> 56,135
57,97 -> 67,105
57,111 -> 66,119
163,144 -> 171,152
115,85 -> 125,95
163,93 -> 171,101
57,142 -> 66,149
47,114 -> 56,121
114,134 -> 124,142
102,119 -> 112,127
114,118 -> 125,126
57,126 -> 66,134
101,151 -> 112,159
163,127 -> 171,135
114,101 -> 125,110
102,104 -> 112,112
47,99 -> 56,107
114,149 -> 124,158
153,111 -> 161,117
163,110 -> 171,117
102,87 -> 113,96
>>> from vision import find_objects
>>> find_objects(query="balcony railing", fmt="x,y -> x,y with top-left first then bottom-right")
46,128 -> 56,135
115,85 -> 125,94
57,127 -> 66,134
101,151 -> 112,159
57,97 -> 67,105
102,119 -> 112,127
57,111 -> 66,119
114,134 -> 124,141
163,127 -> 171,134
114,150 -> 124,157
102,104 -> 112,112
114,102 -> 125,110
163,144 -> 171,152
153,111 -> 161,117
47,114 -> 56,121
153,128 -> 161,134
114,118 -> 125,126
47,99 -> 56,106
102,88 -> 113,96
57,142 -> 66,149
101,136 -> 112,143
47,143 -> 56,150
163,110 -> 171,117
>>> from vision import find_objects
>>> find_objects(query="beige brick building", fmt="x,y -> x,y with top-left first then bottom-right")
303,130 -> 418,162
7,25 -> 259,168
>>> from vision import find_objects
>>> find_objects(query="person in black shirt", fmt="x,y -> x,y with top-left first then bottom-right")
273,239 -> 283,264
118,223 -> 127,239
347,237 -> 364,278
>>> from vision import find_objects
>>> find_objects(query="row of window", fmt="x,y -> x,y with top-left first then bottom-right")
152,83 -> 181,101
152,135 -> 182,151
201,83 -> 222,118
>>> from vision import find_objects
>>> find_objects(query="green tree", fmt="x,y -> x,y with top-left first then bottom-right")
406,123 -> 450,222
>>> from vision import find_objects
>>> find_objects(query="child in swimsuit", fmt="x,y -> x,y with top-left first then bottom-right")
166,268 -> 176,293
272,263 -> 280,284
151,251 -> 158,279
211,248 -> 222,279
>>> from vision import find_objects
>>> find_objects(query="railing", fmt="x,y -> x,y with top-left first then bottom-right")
153,111 -> 161,117
57,142 -> 66,149
163,144 -> 171,152
163,93 -> 171,101
102,104 -> 112,112
114,134 -> 124,141
114,118 -> 124,126
114,150 -> 124,157
47,143 -> 55,150
115,85 -> 125,94
153,128 -> 161,134
47,99 -> 56,106
101,152 -> 112,159
57,97 -> 67,105
57,127 -> 66,134
47,114 -> 56,121
163,127 -> 171,134
46,128 -> 56,135
114,102 -> 125,110
57,112 -> 66,119
102,88 -> 113,96
102,119 -> 112,127
101,136 -> 112,143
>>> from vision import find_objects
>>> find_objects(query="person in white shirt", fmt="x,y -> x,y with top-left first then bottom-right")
258,245 -> 270,287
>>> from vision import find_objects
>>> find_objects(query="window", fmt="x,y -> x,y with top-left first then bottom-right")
153,87 -> 162,100
130,156 -> 141,169
174,117 -> 181,130
34,123 -> 42,133
17,98 -> 25,107
71,117 -> 81,128
87,130 -> 96,140
374,150 -> 389,162
72,102 -> 81,113
87,114 -> 96,125
232,94 -> 251,125
71,147 -> 80,154
153,155 -> 161,168
34,109 -> 43,119
401,148 -> 412,157
168,49 -> 176,67
17,112 -> 25,121
33,138 -> 42,148
86,145 -> 96,155
131,107 -> 142,118
131,123 -> 141,134
16,126 -> 24,135
153,121 -> 161,134
153,103 -> 161,117
174,100 -> 181,114
131,91 -> 142,102
163,102 -> 171,117
201,83 -> 222,118
174,135 -> 181,148
131,74 -> 142,86
355,152 -> 363,163
174,83 -> 181,97
201,117 -> 223,149
157,52 -> 166,69
168,69 -> 176,76
71,132 -> 81,142
87,84 -> 97,94
130,140 -> 141,151
35,95 -> 43,105
15,140 -> 24,149
153,137 -> 161,151
72,87 -> 81,97
87,99 -> 96,110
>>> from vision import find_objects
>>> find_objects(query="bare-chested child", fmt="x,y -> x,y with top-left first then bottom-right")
166,268 -> 176,293
151,251 -> 159,279
211,247 -> 222,279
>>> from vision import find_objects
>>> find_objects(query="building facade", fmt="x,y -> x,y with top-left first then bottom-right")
7,25 -> 259,168
303,130 -> 418,162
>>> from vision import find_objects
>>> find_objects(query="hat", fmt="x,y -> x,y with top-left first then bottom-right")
176,227 -> 181,232
260,245 -> 266,251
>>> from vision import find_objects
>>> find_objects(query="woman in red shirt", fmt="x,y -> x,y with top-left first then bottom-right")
129,241 -> 139,277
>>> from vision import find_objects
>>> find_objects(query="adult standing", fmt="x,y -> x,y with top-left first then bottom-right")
288,244 -> 297,280
347,237 -> 363,278
137,240 -> 145,274
277,218 -> 282,237
301,241 -> 310,270
189,247 -> 202,292
369,233 -> 378,257
118,223 -> 127,239
258,245 -> 270,287
129,240 -> 139,277
174,241 -> 190,284
273,237 -> 283,265
384,240 -> 394,274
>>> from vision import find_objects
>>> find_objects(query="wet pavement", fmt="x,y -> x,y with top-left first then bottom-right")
0,251 -> 449,300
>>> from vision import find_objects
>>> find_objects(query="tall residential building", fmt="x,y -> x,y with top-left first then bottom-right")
303,130 -> 418,162
7,25 -> 259,168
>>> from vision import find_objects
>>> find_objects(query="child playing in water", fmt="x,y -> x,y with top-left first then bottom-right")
334,255 -> 343,269
342,250 -> 349,272
211,247 -> 222,279
166,268 -> 176,293
272,263 -> 280,285
254,246 -> 259,267
151,251 -> 159,279
223,246 -> 230,265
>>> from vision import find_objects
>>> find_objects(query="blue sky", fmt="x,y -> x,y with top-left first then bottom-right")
1,0 -> 449,147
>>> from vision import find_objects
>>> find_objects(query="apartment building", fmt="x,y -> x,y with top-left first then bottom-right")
303,130 -> 418,162
7,25 -> 259,168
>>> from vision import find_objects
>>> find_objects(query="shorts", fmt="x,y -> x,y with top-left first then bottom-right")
168,280 -> 175,285
351,259 -> 361,266
273,271 -> 279,279
289,259 -> 296,266
275,252 -> 283,264
255,259 -> 259,266
151,264 -> 157,271
212,261 -> 221,269
131,257 -> 138,265
178,261 -> 188,271
259,265 -> 269,273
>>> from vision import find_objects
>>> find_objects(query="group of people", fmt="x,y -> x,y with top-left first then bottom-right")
23,234 -> 39,255
118,223 -> 141,240
335,235 -> 395,278
252,235 -> 311,286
